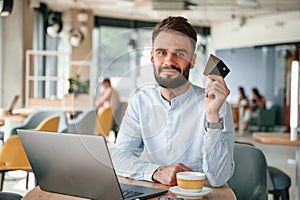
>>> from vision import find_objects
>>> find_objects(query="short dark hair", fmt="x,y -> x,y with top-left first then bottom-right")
102,78 -> 111,85
152,16 -> 197,51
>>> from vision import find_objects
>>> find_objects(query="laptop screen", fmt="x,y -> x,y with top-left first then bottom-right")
18,130 -> 167,200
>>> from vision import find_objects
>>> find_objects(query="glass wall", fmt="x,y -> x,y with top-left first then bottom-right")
95,26 -> 154,100
216,43 -> 298,126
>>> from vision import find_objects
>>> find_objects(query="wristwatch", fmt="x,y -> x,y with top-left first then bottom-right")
205,118 -> 224,131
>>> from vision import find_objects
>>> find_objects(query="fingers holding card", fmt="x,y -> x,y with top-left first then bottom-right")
203,54 -> 230,79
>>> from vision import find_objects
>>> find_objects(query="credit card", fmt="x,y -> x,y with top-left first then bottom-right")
203,54 -> 230,78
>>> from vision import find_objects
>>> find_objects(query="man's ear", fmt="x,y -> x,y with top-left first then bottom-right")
150,50 -> 154,64
190,53 -> 197,69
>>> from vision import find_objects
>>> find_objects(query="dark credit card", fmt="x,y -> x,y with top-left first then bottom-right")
203,54 -> 230,78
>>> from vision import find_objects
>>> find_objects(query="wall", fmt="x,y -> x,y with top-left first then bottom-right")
212,11 -> 300,49
70,9 -> 94,62
1,0 -> 34,108
216,46 -> 287,124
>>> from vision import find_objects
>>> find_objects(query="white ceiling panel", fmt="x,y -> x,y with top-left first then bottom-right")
35,0 -> 300,26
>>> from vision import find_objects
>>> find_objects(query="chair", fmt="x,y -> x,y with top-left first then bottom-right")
95,107 -> 113,137
0,192 -> 23,200
267,166 -> 291,200
249,107 -> 276,131
112,101 -> 128,134
67,109 -> 97,135
228,143 -> 268,200
0,135 -> 31,191
234,141 -> 291,200
34,115 -> 60,132
9,110 -> 68,136
0,116 -> 60,191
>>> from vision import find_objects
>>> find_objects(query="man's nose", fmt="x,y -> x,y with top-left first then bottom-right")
163,52 -> 176,66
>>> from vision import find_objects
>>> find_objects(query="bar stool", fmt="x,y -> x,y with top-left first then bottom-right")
267,166 -> 291,200
0,192 -> 23,200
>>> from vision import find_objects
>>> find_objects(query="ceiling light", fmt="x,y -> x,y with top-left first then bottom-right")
237,0 -> 258,7
117,0 -> 135,7
69,28 -> 84,47
46,12 -> 63,37
152,0 -> 192,10
0,0 -> 13,17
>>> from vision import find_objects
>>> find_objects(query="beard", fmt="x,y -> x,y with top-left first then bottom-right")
154,64 -> 190,89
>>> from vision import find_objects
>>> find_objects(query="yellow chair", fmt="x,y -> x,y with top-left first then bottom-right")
34,115 -> 60,132
0,115 -> 60,190
95,107 -> 113,137
0,135 -> 31,191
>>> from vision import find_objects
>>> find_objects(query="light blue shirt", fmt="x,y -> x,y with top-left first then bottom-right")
112,84 -> 235,187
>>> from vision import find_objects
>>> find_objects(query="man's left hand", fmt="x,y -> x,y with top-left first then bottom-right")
205,74 -> 230,122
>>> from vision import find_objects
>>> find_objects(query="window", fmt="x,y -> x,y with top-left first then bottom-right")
95,26 -> 155,99
30,8 -> 63,100
26,8 -> 77,109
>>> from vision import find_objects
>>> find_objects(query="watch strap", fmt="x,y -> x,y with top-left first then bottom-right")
205,118 -> 224,131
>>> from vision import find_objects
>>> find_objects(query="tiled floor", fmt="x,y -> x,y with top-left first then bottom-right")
1,132 -> 297,199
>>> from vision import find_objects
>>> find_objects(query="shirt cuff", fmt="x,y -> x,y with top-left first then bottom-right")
143,163 -> 162,182
203,129 -> 223,154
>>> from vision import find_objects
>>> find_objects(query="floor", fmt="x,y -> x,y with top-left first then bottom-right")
0,131 -> 296,200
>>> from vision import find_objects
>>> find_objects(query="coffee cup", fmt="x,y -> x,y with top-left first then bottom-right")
176,171 -> 206,193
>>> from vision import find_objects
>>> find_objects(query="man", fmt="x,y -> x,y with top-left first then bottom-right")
112,16 -> 235,187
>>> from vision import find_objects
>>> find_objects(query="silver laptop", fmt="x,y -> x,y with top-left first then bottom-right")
18,130 -> 167,200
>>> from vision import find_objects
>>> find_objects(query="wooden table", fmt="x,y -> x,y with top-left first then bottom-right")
0,108 -> 36,122
253,132 -> 300,199
22,176 -> 236,200
0,108 -> 36,141
0,114 -> 27,122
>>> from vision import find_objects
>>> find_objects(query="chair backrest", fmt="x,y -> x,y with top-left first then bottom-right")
228,143 -> 268,200
10,110 -> 68,135
112,101 -> 128,132
67,109 -> 97,135
95,107 -> 113,137
34,115 -> 60,132
257,107 -> 276,127
0,135 -> 31,170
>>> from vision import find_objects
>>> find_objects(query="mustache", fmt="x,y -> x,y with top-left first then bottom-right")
159,65 -> 181,73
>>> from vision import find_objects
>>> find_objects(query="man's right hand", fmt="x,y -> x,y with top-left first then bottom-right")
152,163 -> 193,186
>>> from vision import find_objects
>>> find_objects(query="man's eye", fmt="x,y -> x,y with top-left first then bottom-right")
157,51 -> 166,55
176,52 -> 185,57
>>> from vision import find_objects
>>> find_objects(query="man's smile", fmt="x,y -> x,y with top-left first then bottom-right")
159,66 -> 181,76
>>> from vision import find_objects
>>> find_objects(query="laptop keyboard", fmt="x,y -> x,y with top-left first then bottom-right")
122,188 -> 143,199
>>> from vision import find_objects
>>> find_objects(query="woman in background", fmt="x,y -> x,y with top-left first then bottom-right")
96,78 -> 121,111
243,87 -> 266,130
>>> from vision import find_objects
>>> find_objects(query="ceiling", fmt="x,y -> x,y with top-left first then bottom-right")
34,0 -> 300,26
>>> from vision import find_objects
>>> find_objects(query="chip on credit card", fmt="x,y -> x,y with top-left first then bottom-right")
203,54 -> 230,78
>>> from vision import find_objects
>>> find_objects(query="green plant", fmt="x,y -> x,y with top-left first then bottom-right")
68,75 -> 89,97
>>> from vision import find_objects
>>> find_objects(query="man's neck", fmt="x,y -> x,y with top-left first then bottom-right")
160,82 -> 190,102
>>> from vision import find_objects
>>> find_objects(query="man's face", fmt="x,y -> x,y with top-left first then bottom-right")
151,31 -> 196,89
